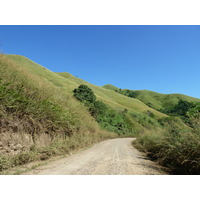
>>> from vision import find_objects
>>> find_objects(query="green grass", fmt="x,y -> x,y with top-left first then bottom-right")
102,84 -> 120,91
4,55 -> 166,118
111,88 -> 200,111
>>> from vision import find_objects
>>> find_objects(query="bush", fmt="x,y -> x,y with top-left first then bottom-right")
73,85 -> 96,106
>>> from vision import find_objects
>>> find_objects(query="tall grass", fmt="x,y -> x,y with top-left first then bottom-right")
134,117 -> 200,174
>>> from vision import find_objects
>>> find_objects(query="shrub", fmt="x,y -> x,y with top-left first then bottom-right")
73,84 -> 96,106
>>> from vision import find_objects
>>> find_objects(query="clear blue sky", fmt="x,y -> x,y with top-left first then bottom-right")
0,25 -> 200,98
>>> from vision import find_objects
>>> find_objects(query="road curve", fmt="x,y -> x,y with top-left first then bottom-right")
25,138 -> 167,175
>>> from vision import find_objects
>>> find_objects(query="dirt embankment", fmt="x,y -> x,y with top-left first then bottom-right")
25,138 -> 167,175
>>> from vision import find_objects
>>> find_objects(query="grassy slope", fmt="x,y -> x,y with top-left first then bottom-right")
132,90 -> 200,110
0,54 -> 115,171
6,55 -> 166,119
103,84 -> 200,111
2,54 -> 110,137
102,84 -> 119,91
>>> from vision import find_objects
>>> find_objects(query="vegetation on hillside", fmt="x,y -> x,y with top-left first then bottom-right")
135,101 -> 200,174
102,86 -> 200,174
114,88 -> 200,112
1,54 -> 200,175
0,54 -> 115,171
135,116 -> 200,174
73,85 -> 162,136
5,55 -> 166,118
0,55 -> 164,172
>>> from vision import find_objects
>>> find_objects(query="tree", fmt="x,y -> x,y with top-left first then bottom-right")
73,85 -> 96,106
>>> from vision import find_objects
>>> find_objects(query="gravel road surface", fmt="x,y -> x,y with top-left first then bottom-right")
25,138 -> 167,175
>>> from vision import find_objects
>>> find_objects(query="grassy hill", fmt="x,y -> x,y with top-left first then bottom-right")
102,84 -> 119,91
132,90 -> 200,111
0,54 -> 115,171
6,55 -> 166,118
103,86 -> 200,111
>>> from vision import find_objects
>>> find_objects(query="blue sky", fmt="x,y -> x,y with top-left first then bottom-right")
0,25 -> 200,98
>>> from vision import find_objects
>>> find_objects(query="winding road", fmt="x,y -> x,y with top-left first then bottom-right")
25,138 -> 167,175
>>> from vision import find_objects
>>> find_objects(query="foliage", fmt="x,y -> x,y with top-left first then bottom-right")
115,88 -> 200,113
135,117 -> 200,175
170,100 -> 195,116
187,103 -> 200,119
165,100 -> 200,129
116,89 -> 139,98
73,84 -> 96,106
73,85 -> 144,135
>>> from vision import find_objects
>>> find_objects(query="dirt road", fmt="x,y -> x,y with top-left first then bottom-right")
25,138 -> 167,175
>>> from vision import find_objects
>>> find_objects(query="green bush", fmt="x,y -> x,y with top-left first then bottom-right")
73,84 -> 96,106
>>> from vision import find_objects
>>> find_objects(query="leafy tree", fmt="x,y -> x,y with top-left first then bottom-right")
73,85 -> 96,106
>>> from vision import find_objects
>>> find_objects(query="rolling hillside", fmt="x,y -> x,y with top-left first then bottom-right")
103,85 -> 200,111
0,54 -> 115,171
6,55 -> 166,118
1,54 -> 199,174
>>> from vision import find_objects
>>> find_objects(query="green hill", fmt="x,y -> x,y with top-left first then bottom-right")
105,86 -> 200,112
134,90 -> 200,111
6,55 -> 166,118
0,54 -> 115,171
102,84 -> 119,91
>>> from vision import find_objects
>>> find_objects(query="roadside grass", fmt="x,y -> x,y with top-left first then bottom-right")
134,117 -> 200,175
0,130 -> 115,173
